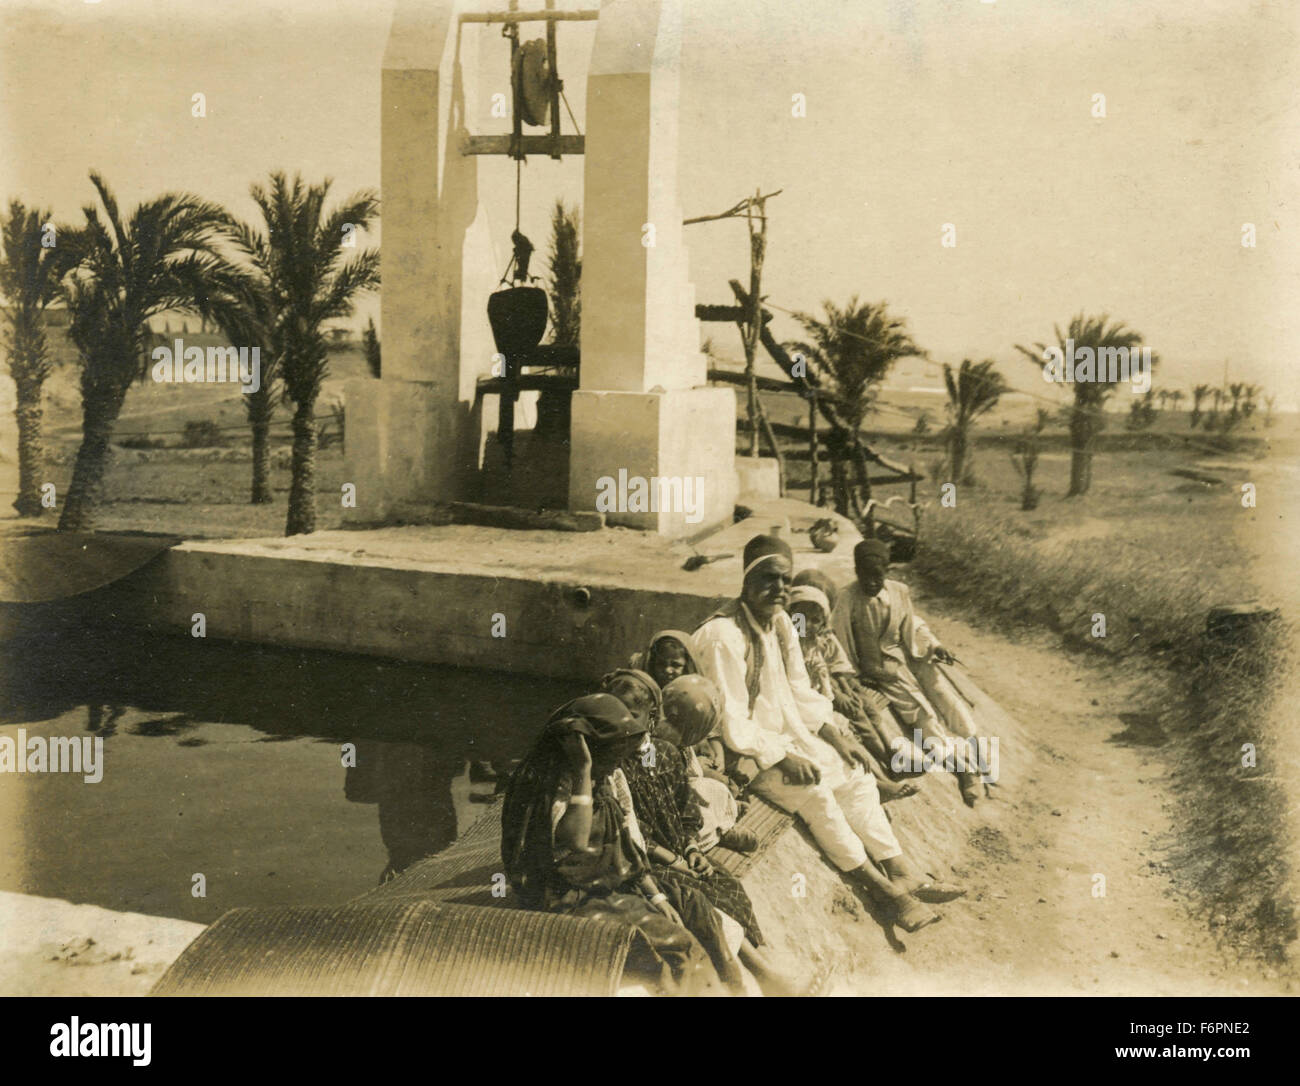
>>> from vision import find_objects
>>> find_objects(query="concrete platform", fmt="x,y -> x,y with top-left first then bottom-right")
101,498 -> 861,682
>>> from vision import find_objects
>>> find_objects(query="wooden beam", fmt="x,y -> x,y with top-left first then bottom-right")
460,10 -> 600,24
707,368 -> 797,394
546,0 -> 562,160
461,134 -> 584,156
476,373 -> 579,396
696,304 -> 746,323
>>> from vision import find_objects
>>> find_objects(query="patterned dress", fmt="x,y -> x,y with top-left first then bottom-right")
622,740 -> 765,946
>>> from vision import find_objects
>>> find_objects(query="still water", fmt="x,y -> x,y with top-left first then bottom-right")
0,613 -> 575,924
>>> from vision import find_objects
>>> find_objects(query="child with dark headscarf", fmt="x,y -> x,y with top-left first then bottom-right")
604,669 -> 803,997
500,692 -> 725,995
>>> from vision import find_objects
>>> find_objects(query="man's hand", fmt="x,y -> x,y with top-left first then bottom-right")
932,646 -> 956,665
829,729 -> 869,770
732,756 -> 761,788
844,737 -> 872,771
778,753 -> 821,786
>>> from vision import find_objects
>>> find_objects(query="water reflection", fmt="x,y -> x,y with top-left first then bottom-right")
346,741 -> 460,881
0,611 -> 569,919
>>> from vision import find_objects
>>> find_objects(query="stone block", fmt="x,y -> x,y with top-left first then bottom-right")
569,384 -> 736,537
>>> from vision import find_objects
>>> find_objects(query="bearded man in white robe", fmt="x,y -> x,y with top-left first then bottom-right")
693,533 -> 964,932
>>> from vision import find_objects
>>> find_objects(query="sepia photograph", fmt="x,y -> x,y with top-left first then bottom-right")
0,0 -> 1295,1048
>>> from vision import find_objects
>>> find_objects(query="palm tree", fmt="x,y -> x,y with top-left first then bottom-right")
1227,381 -> 1244,426
941,358 -> 1008,484
1015,313 -> 1152,497
1126,389 -> 1158,430
1169,389 -> 1184,413
1264,394 -> 1276,427
243,353 -> 279,504
1241,383 -> 1260,419
224,173 -> 378,535
1209,387 -> 1225,430
788,296 -> 921,433
546,199 -> 580,348
1190,384 -> 1210,428
1,201 -> 75,516
57,173 -> 250,531
194,216 -> 277,505
1156,389 -> 1170,412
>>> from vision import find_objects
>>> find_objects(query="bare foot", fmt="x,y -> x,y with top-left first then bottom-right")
877,777 -> 921,802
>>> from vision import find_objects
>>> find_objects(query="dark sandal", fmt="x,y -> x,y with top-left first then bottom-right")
895,895 -> 941,932
911,881 -> 967,903
718,828 -> 760,853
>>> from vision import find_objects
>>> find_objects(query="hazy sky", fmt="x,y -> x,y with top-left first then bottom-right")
3,0 -> 1296,403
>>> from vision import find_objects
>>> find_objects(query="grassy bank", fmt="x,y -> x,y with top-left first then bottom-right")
909,499 -> 1297,970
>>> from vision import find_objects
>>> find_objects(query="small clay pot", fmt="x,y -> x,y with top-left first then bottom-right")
809,518 -> 838,553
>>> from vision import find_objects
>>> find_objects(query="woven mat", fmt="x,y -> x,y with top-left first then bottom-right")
152,898 -> 636,997
362,805 -> 509,908
154,793 -> 794,996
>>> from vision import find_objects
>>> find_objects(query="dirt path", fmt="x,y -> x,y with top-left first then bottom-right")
853,597 -> 1291,996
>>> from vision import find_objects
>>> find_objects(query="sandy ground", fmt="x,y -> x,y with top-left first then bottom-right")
808,596 -> 1293,995
0,891 -> 204,997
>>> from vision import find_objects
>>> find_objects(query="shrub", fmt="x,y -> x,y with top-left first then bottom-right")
181,419 -> 225,448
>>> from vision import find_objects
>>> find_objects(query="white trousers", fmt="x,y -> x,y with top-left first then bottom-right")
752,762 -> 902,872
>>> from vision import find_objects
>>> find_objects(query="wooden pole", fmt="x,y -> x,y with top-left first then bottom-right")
545,0 -> 562,160
809,389 -> 819,503
744,197 -> 760,458
745,189 -> 785,494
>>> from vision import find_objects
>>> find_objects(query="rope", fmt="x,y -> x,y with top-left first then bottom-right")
560,87 -> 582,137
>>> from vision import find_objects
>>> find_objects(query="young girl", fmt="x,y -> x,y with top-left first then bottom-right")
501,691 -> 727,995
603,668 -> 800,997
631,630 -> 736,796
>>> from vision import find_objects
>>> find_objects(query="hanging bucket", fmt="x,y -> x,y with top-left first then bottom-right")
487,286 -> 549,359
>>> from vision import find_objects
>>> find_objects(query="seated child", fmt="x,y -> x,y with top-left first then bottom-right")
659,674 -> 758,854
603,668 -> 799,995
786,583 -> 922,801
632,629 -> 741,797
791,570 -> 928,774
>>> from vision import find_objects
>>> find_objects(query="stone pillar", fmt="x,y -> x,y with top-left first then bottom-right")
344,0 -> 500,523
568,0 -> 736,536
